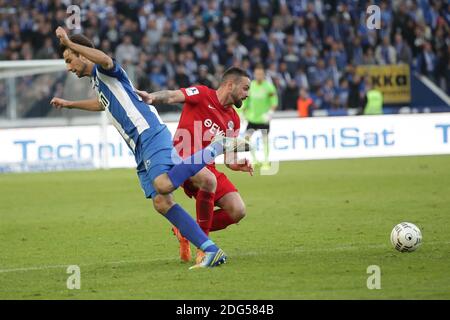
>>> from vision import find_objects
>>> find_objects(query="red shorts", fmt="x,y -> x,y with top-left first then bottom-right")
182,165 -> 238,202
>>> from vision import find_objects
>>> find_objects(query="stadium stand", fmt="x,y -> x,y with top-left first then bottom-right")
0,0 -> 448,118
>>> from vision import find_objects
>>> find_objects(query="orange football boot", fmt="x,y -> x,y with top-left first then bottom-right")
172,226 -> 191,262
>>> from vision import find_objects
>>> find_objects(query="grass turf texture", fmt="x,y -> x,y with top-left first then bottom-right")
1,155 -> 449,299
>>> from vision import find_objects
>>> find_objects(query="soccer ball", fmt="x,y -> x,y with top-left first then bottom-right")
390,222 -> 422,252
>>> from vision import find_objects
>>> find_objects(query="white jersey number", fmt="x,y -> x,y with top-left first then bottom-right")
98,91 -> 110,110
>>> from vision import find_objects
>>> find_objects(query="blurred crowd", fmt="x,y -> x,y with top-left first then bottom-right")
0,0 -> 449,117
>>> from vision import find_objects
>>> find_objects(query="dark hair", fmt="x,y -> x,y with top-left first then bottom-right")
220,67 -> 250,84
59,33 -> 94,56
254,63 -> 265,71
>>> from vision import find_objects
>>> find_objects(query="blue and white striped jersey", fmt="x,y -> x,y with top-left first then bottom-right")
91,61 -> 165,153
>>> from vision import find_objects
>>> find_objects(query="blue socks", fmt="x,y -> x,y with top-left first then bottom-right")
164,204 -> 219,253
167,142 -> 224,189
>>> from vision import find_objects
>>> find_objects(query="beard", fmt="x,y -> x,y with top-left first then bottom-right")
77,63 -> 87,78
232,92 -> 243,108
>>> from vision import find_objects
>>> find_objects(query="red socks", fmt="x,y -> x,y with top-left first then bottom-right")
196,190 -> 215,235
210,209 -> 235,231
196,191 -> 237,234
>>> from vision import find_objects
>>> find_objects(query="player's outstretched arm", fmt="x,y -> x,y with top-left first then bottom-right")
136,89 -> 185,105
50,97 -> 103,112
56,26 -> 113,70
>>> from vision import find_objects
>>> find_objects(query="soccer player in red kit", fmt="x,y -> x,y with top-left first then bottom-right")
137,67 -> 253,263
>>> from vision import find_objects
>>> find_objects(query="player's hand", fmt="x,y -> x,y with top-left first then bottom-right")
228,158 -> 254,176
50,97 -> 71,109
136,90 -> 153,104
55,26 -> 70,46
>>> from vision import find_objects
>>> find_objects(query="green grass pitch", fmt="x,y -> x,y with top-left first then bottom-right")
1,155 -> 449,299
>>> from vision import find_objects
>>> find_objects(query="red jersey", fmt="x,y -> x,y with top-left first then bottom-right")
174,85 -> 241,164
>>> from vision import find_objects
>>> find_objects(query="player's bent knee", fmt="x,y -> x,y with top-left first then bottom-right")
191,169 -> 217,192
153,174 -> 174,195
230,203 -> 246,222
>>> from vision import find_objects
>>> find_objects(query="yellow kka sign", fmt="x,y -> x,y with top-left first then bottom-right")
356,64 -> 411,104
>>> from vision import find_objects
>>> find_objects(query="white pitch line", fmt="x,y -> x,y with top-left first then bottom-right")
0,241 -> 448,274
0,264 -> 70,273
0,257 -> 178,274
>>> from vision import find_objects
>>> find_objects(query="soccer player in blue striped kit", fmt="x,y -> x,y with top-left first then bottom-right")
50,27 -> 249,269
